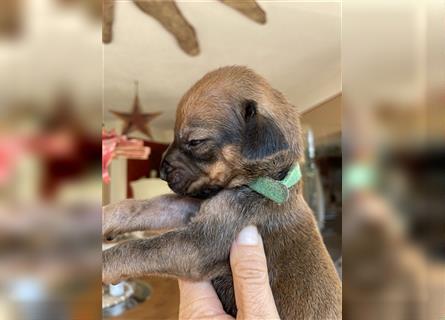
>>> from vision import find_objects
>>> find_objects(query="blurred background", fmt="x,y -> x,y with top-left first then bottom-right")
0,0 -> 102,319
0,0 -> 443,319
342,0 -> 445,319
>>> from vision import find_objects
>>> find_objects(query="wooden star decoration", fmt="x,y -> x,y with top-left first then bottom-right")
110,83 -> 161,140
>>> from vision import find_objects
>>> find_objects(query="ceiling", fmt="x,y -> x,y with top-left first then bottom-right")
0,0 -> 341,132
104,1 -> 341,131
2,1 -> 440,135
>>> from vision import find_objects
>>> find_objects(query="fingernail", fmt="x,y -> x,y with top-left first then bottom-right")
237,225 -> 259,245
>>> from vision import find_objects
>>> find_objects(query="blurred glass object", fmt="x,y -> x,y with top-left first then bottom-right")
102,280 -> 151,318
7,277 -> 68,320
302,128 -> 325,230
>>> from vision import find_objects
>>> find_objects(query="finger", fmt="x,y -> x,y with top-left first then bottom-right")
230,226 -> 280,319
178,280 -> 233,320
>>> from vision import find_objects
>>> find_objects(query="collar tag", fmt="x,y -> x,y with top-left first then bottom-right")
247,164 -> 302,204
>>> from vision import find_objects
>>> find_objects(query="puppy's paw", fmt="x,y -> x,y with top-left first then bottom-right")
102,200 -> 139,242
102,248 -> 126,285
102,204 -> 120,242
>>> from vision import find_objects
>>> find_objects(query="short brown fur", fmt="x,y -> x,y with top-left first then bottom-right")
103,66 -> 342,319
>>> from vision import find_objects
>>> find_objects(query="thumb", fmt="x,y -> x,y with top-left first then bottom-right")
230,226 -> 280,320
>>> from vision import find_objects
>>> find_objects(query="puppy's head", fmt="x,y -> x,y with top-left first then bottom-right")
160,66 -> 303,198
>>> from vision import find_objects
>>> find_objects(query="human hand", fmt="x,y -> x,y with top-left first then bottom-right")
178,226 -> 280,319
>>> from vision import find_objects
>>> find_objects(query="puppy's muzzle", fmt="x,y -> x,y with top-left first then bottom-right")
159,159 -> 173,181
160,147 -> 222,198
160,157 -> 189,194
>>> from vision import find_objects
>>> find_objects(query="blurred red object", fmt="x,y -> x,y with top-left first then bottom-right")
0,137 -> 27,185
102,129 -> 150,184
0,133 -> 77,187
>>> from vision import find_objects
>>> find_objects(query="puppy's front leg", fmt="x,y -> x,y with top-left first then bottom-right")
103,194 -> 201,241
103,226 -> 232,284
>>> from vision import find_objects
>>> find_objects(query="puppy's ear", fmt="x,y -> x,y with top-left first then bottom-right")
241,99 -> 288,160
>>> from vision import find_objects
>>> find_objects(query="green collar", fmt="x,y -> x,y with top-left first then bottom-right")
247,164 -> 302,204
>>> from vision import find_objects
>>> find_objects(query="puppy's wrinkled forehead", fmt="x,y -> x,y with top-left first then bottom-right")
176,92 -> 231,138
175,66 -> 264,134
172,66 -> 302,160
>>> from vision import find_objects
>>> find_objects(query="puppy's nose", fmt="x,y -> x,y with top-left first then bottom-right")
160,159 -> 173,181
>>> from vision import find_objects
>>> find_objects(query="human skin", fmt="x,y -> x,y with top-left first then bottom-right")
178,226 -> 280,320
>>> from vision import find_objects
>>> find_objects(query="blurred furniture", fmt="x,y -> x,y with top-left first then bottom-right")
301,96 -> 342,262
126,140 -> 169,198
42,134 -> 101,200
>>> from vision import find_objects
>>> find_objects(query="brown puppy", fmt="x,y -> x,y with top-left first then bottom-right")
103,66 -> 342,319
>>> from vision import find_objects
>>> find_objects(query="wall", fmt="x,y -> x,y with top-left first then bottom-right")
301,94 -> 341,144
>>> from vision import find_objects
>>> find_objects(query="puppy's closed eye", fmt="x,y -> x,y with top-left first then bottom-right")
186,139 -> 216,162
188,139 -> 207,147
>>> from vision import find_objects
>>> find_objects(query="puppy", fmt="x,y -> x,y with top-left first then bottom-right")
103,66 -> 342,319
